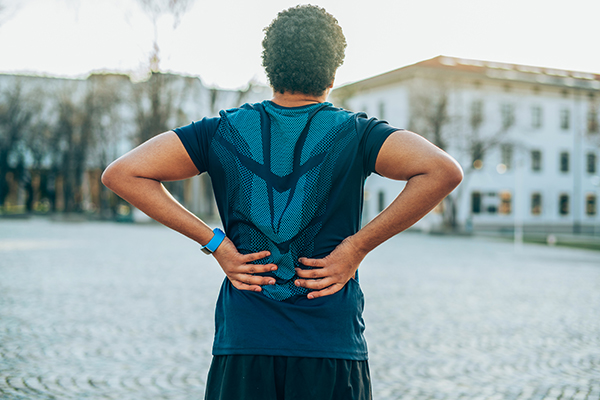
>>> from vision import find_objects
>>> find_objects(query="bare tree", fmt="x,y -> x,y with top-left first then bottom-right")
0,81 -> 38,208
131,73 -> 193,203
408,77 -> 515,231
51,91 -> 79,212
130,0 -> 197,144
132,72 -> 175,144
407,78 -> 461,229
47,77 -> 123,213
409,80 -> 452,150
85,74 -> 127,217
19,107 -> 52,212
136,0 -> 195,71
208,87 -> 220,116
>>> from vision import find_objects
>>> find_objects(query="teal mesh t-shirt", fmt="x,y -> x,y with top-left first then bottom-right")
174,100 -> 398,360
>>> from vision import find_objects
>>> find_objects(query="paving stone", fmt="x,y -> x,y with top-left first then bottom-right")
1,218 -> 600,399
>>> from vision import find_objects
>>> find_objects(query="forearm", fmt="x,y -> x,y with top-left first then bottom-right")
294,170 -> 460,298
104,174 -> 214,246
350,172 -> 457,256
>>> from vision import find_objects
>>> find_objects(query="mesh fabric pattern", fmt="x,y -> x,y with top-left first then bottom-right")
213,101 -> 358,301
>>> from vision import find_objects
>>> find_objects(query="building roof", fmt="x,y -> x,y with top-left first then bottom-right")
335,55 -> 600,93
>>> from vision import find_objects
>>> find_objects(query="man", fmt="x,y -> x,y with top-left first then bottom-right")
102,5 -> 463,399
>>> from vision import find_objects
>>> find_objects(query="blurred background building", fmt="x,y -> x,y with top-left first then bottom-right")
1,55 -> 599,237
0,71 -> 270,221
331,56 -> 600,236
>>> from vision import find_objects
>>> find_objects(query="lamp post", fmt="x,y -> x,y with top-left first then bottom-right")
592,175 -> 600,236
497,148 -> 524,250
514,155 -> 524,249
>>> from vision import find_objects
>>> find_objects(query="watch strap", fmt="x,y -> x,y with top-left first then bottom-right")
201,228 -> 226,255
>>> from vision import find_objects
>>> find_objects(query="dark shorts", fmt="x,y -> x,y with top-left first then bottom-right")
204,355 -> 372,400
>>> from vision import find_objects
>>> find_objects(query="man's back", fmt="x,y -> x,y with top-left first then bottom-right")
101,5 -> 463,398
176,100 -> 397,301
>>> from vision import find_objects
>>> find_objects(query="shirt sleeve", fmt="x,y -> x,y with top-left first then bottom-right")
172,117 -> 221,174
357,116 -> 402,176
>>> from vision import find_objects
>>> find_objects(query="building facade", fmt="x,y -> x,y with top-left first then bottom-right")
332,56 -> 600,235
3,60 -> 600,234
0,72 -> 271,219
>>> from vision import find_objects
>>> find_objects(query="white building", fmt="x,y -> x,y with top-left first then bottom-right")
0,72 -> 271,217
4,61 -> 600,235
332,56 -> 600,235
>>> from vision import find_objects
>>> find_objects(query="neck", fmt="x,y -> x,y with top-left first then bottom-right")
271,89 -> 330,108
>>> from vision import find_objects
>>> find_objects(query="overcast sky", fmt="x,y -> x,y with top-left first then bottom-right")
0,0 -> 599,90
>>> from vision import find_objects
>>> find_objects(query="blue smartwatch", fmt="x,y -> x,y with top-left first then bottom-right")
201,228 -> 226,255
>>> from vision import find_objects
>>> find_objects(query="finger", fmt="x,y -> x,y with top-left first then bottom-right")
229,279 -> 263,292
295,267 -> 327,279
239,263 -> 278,274
294,277 -> 335,290
243,251 -> 271,262
234,273 -> 276,286
306,283 -> 345,299
298,257 -> 327,267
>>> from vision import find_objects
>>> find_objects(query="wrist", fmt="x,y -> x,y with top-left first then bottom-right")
201,228 -> 226,255
344,235 -> 369,260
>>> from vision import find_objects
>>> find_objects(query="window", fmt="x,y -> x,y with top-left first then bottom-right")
559,194 -> 569,216
559,152 -> 570,173
472,192 -> 521,215
587,153 -> 597,174
499,191 -> 512,215
560,108 -> 570,130
471,192 -> 482,214
531,150 -> 542,172
501,103 -> 515,128
531,106 -> 542,128
531,193 -> 542,215
501,144 -> 513,170
589,109 -> 599,133
471,100 -> 483,128
587,194 -> 597,216
378,191 -> 385,213
486,192 -> 498,214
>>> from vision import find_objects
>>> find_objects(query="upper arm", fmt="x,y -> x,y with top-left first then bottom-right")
102,131 -> 199,184
375,130 -> 463,183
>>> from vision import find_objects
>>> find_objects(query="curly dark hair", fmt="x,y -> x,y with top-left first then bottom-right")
262,5 -> 346,96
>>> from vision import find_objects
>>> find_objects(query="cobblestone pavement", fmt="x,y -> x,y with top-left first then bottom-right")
1,218 -> 599,400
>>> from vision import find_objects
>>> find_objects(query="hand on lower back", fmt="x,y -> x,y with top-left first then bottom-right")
294,236 -> 366,299
213,237 -> 278,292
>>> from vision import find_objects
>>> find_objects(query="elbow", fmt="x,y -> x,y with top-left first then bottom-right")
408,155 -> 464,194
101,161 -> 119,191
447,161 -> 464,190
437,157 -> 463,193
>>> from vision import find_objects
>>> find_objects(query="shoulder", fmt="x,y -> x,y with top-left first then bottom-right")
320,104 -> 389,133
308,103 -> 362,131
221,102 -> 265,116
196,116 -> 222,132
218,102 -> 266,126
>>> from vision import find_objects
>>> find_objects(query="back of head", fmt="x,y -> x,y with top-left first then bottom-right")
262,5 -> 347,97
